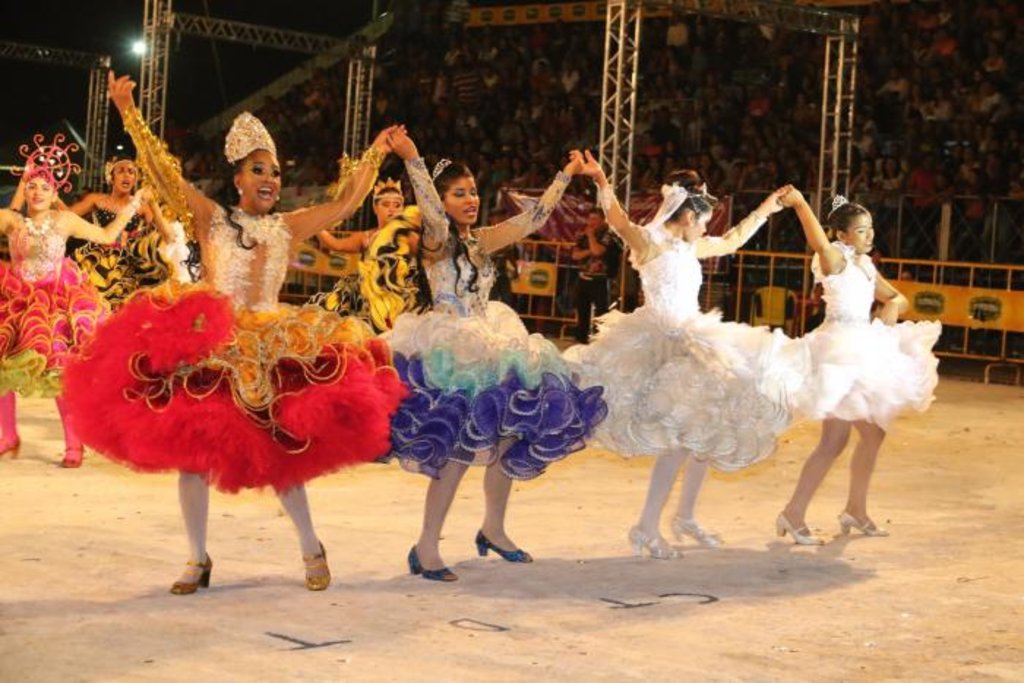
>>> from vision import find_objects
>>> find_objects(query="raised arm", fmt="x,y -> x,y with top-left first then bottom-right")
473,152 -> 579,255
108,72 -> 215,236
58,190 -> 145,245
318,229 -> 371,253
391,130 -> 450,252
0,208 -> 21,236
282,127 -> 395,243
579,150 -> 651,259
65,192 -> 103,217
694,185 -> 791,259
780,188 -> 846,276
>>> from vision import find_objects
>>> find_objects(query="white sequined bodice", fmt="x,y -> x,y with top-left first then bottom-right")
426,242 -> 496,317
9,215 -> 67,283
208,207 -> 291,312
813,242 -> 876,324
635,236 -> 702,324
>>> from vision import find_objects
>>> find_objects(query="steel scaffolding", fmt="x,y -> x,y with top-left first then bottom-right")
0,40 -> 111,188
139,0 -> 173,137
599,1 -> 643,211
600,0 -> 860,209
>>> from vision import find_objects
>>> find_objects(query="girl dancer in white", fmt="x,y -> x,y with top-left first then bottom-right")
776,191 -> 940,544
569,152 -> 807,557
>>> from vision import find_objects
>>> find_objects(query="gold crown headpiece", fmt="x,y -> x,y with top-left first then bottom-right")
224,112 -> 277,164
373,178 -> 403,200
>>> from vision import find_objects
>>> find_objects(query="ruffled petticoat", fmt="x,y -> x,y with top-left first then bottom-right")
565,306 -> 809,471
387,301 -> 607,480
73,227 -> 173,308
0,258 -> 108,397
799,319 -> 940,428
62,282 -> 407,493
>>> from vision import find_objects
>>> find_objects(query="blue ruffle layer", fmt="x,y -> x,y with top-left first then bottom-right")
390,354 -> 607,480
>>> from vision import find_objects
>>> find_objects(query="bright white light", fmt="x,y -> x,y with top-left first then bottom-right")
131,40 -> 146,56
116,145 -> 125,151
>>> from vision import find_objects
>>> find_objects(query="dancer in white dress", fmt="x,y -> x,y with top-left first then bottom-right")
776,191 -> 940,544
567,152 -> 808,558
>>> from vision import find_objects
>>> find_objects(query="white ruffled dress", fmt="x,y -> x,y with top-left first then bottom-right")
801,242 -> 940,428
565,227 -> 809,471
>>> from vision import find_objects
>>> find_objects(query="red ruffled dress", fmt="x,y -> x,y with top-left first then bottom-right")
63,207 -> 407,492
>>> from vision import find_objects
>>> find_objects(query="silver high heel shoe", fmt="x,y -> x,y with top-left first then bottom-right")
776,512 -> 824,545
838,512 -> 889,537
628,526 -> 680,559
671,516 -> 722,548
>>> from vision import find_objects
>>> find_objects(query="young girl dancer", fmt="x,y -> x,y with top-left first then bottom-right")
568,151 -> 807,558
0,133 -> 143,467
63,72 -> 407,593
388,130 -> 606,581
312,180 -> 428,332
776,191 -> 940,544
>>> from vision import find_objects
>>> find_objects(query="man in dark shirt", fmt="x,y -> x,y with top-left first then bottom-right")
571,208 -> 620,343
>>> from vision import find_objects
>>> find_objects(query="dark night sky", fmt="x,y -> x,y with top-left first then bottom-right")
1,1 -> 379,162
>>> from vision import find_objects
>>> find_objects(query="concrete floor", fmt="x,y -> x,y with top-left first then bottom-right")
0,377 -> 1021,682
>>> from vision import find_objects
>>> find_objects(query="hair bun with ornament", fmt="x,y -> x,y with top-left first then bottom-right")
16,133 -> 81,194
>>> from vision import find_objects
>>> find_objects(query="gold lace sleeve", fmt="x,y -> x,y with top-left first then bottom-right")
121,105 -> 194,235
325,145 -> 387,203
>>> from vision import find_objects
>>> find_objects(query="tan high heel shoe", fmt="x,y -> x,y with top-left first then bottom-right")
671,516 -> 722,548
170,555 -> 213,595
838,512 -> 889,537
0,435 -> 20,459
303,542 -> 331,591
776,512 -> 824,545
628,526 -> 681,559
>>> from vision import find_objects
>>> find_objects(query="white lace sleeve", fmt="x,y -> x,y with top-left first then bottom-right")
474,171 -> 571,254
404,157 -> 450,251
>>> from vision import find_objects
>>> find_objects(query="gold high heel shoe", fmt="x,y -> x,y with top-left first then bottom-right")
838,512 -> 890,537
628,526 -> 681,559
303,542 -> 331,591
776,513 -> 824,546
671,516 -> 722,548
170,555 -> 213,595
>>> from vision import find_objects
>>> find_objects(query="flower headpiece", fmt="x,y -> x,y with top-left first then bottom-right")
646,183 -> 692,234
16,133 -> 81,194
373,178 -> 403,200
104,157 -> 137,186
224,112 -> 277,164
431,158 -> 453,181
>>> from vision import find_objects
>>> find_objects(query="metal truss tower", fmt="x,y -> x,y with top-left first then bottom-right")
0,41 -> 111,187
139,0 -> 174,137
599,0 -> 643,211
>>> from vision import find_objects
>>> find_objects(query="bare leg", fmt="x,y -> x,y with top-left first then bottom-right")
415,460 -> 469,570
781,419 -> 852,528
178,472 -> 210,564
637,451 -> 686,534
277,485 -> 321,557
480,461 -> 516,549
845,421 -> 886,522
672,456 -> 721,546
279,485 -> 329,589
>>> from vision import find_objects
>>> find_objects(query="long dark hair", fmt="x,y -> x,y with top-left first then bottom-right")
664,168 -> 716,223
218,160 -> 259,251
422,160 -> 481,301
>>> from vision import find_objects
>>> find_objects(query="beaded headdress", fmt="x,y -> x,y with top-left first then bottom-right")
431,159 -> 453,181
831,195 -> 849,213
224,112 -> 277,164
16,133 -> 81,194
373,178 -> 403,200
104,157 -> 137,186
